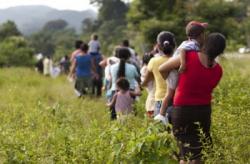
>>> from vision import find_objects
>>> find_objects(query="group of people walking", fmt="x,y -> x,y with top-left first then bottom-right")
142,21 -> 225,164
69,34 -> 103,97
68,20 -> 226,164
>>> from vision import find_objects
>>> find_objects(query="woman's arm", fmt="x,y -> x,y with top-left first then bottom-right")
141,69 -> 153,87
159,56 -> 181,79
69,58 -> 76,77
107,93 -> 117,107
99,58 -> 107,68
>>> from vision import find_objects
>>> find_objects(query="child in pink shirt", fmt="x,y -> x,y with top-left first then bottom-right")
107,78 -> 141,120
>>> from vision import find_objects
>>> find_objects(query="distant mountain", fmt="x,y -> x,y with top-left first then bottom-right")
0,5 -> 97,35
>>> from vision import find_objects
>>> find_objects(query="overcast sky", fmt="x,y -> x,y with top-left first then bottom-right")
0,0 -> 98,11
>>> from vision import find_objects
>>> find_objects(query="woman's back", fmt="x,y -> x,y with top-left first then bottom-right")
75,54 -> 92,77
110,62 -> 138,91
174,51 -> 222,106
147,55 -> 169,101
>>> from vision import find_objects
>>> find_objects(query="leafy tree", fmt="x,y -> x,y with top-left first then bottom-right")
0,36 -> 34,66
87,0 -> 129,54
82,18 -> 99,34
29,31 -> 55,56
43,19 -> 68,31
0,20 -> 21,41
127,0 -> 246,52
53,28 -> 78,60
29,19 -> 77,57
127,0 -> 188,51
91,0 -> 128,21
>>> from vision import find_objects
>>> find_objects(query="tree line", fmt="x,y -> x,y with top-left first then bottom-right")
0,0 -> 249,67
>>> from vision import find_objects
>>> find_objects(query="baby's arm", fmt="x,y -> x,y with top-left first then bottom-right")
179,48 -> 186,73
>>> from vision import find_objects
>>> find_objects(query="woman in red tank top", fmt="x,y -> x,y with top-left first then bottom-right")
159,33 -> 226,163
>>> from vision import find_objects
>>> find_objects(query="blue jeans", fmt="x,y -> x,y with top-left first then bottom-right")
154,101 -> 173,122
154,100 -> 162,116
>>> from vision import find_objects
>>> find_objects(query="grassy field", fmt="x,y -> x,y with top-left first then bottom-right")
0,55 -> 249,163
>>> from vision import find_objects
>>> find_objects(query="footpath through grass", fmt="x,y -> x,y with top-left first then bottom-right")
0,55 -> 249,163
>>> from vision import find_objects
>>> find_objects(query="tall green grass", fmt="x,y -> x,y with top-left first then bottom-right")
0,56 -> 249,163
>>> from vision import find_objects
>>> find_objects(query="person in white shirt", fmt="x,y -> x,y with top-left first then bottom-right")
88,34 -> 100,54
88,34 -> 103,96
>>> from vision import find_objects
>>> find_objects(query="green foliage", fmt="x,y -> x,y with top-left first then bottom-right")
97,20 -> 127,54
0,68 -> 178,163
127,0 -> 248,52
53,29 -> 77,60
83,0 -> 129,55
82,18 -> 98,34
0,20 -> 21,41
29,31 -> 55,56
0,36 -> 34,66
243,17 -> 250,47
43,19 -> 68,32
0,56 -> 249,163
91,0 -> 128,22
193,0 -> 244,40
201,57 -> 250,163
29,25 -> 77,58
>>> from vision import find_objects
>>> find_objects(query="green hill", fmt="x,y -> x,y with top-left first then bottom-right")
0,5 -> 97,35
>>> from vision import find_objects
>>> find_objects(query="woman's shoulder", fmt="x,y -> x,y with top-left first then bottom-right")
126,62 -> 137,69
214,62 -> 223,74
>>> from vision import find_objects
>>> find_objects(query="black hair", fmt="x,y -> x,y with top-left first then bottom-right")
116,47 -> 131,78
75,40 -> 83,49
116,77 -> 130,91
80,43 -> 89,53
122,40 -> 129,47
157,31 -> 176,56
92,34 -> 98,40
204,33 -> 226,67
142,53 -> 154,65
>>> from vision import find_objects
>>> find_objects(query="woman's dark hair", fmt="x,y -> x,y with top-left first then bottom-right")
80,43 -> 89,52
142,53 -> 154,65
157,31 -> 176,56
204,33 -> 226,67
75,40 -> 83,49
116,77 -> 130,91
116,47 -> 131,78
